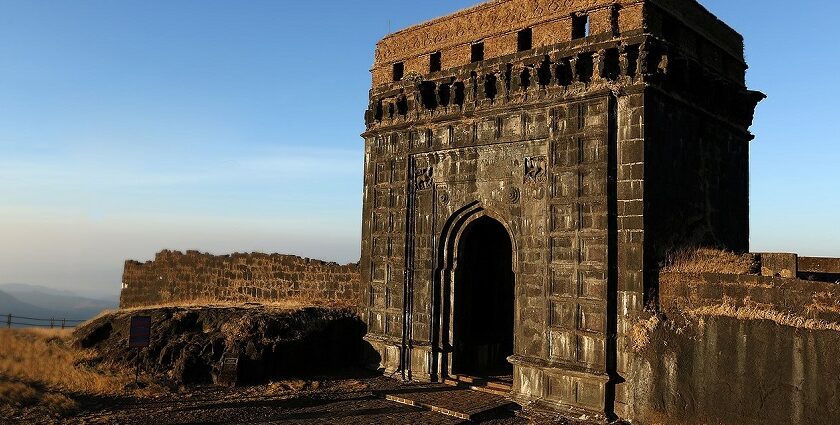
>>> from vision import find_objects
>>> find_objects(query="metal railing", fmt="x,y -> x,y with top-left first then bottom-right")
4,313 -> 85,329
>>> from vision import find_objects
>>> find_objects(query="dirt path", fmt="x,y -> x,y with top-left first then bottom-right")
52,376 -> 528,425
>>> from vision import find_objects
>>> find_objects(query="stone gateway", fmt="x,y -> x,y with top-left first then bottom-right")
358,0 -> 763,419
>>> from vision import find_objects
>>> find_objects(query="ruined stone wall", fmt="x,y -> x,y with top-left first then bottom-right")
120,250 -> 360,309
371,0 -> 744,87
626,272 -> 840,425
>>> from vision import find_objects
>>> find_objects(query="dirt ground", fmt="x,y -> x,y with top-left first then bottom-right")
11,374 -> 526,425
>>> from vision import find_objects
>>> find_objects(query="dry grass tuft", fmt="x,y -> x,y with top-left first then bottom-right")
0,328 -> 159,418
662,247 -> 758,275
806,291 -> 840,316
0,328 -> 133,394
630,315 -> 662,352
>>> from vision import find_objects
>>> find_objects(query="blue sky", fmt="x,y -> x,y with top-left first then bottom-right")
0,0 -> 837,297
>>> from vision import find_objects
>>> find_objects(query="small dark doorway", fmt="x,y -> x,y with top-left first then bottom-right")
453,216 -> 514,378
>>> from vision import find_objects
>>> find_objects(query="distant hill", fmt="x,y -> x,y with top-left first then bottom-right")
0,289 -> 54,319
0,284 -> 118,326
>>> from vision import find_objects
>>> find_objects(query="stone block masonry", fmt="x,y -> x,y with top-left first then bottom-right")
360,0 -> 763,420
120,250 -> 360,309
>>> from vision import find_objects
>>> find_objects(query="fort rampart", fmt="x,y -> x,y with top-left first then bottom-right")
119,250 -> 360,309
626,269 -> 840,424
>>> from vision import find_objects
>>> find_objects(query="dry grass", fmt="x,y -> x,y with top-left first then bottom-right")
630,315 -> 662,352
0,328 -> 157,418
686,301 -> 840,332
662,248 -> 758,275
806,291 -> 840,316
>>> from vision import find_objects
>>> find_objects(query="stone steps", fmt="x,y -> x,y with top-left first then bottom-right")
443,376 -> 512,397
383,382 -> 517,422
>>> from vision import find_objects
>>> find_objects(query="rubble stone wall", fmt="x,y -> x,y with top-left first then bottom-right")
120,250 -> 360,309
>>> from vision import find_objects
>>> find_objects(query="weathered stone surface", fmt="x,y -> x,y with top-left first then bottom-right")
624,272 -> 840,425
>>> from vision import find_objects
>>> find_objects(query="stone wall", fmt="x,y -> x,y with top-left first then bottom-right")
371,0 -> 744,87
625,271 -> 840,424
120,250 -> 360,309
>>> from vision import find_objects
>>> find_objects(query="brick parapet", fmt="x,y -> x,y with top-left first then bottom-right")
119,250 -> 361,309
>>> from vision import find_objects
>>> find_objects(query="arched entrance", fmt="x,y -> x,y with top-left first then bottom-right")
452,215 -> 514,378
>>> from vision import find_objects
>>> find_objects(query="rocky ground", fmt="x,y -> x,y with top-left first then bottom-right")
74,305 -> 368,387
3,306 -> 596,424
51,374 -> 531,425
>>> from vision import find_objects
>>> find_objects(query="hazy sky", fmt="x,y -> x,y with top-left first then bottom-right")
0,0 -> 838,298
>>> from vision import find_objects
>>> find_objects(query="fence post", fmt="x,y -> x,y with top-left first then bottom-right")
6,314 -> 10,329
61,319 -> 66,330
50,318 -> 54,329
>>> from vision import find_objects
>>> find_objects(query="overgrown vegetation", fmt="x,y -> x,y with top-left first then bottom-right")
0,328 -> 157,420
662,247 -> 759,275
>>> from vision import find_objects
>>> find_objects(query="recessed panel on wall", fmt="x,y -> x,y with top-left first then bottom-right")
578,303 -> 607,333
550,300 -> 576,329
576,334 -> 605,367
374,189 -> 389,209
580,168 -> 607,197
581,138 -> 607,164
580,237 -> 607,264
434,126 -> 451,147
549,328 -> 576,361
454,123 -> 472,146
478,117 -> 497,142
385,313 -> 401,337
550,203 -> 576,232
372,285 -> 386,308
579,202 -> 607,231
372,262 -> 386,282
552,171 -> 577,198
545,372 -> 574,403
551,267 -> 577,297
526,111 -> 549,139
370,311 -> 384,333
579,270 -> 607,300
552,138 -> 577,167
501,113 -> 523,140
550,237 -> 575,263
576,380 -> 605,411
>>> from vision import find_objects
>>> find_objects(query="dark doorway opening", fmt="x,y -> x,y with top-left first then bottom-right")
453,216 -> 514,378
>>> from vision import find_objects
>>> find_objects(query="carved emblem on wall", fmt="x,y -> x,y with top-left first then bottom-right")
524,156 -> 547,184
438,190 -> 450,205
414,167 -> 433,191
507,187 -> 521,204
